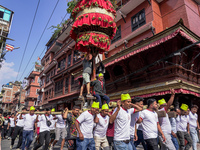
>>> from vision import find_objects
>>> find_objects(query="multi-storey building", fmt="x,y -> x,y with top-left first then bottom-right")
1,83 -> 21,112
12,88 -> 26,112
24,64 -> 42,109
40,0 -> 200,113
0,5 -> 14,58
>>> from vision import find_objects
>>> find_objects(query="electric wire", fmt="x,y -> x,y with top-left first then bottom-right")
18,0 -> 60,81
15,0 -> 41,81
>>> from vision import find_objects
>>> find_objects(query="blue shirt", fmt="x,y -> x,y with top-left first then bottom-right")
169,117 -> 176,133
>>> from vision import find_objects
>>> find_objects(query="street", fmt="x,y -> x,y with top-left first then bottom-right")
0,136 -> 145,150
1,137 -> 68,150
1,136 -> 200,150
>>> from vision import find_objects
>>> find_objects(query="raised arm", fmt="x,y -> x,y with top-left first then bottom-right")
94,114 -> 99,123
165,89 -> 175,111
130,103 -> 143,113
14,113 -> 18,121
63,107 -> 69,119
109,100 -> 121,124
19,113 -> 23,119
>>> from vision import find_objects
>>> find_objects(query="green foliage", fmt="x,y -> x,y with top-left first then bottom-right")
49,24 -> 62,39
49,19 -> 71,39
35,61 -> 39,65
1,89 -> 5,94
14,81 -> 22,85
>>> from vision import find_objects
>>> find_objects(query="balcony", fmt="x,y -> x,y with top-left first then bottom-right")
57,21 -> 73,41
115,0 -> 145,22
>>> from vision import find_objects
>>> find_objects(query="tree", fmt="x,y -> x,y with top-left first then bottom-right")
1,89 -> 5,94
14,81 -> 22,85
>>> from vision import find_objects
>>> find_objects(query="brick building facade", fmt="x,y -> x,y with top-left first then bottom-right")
24,65 -> 42,109
1,83 -> 21,112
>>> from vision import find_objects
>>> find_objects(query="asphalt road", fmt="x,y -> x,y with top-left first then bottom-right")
1,137 -> 68,150
1,136 -> 199,150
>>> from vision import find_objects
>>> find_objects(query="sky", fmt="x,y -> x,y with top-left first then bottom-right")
0,0 -> 70,90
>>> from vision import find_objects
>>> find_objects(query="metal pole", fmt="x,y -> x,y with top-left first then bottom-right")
0,27 -> 4,58
18,85 -> 22,111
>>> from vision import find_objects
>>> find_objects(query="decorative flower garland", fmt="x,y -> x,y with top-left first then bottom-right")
67,0 -> 117,19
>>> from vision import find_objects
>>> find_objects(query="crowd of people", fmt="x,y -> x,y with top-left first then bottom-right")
0,89 -> 199,150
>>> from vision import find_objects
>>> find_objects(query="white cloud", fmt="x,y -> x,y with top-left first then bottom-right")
0,61 -> 18,91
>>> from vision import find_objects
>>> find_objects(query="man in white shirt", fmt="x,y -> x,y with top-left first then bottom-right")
52,109 -> 67,150
8,113 -> 15,140
11,108 -> 27,149
130,97 -> 144,150
75,101 -> 99,150
94,103 -> 111,150
189,105 -> 200,150
158,89 -> 176,150
33,108 -> 53,150
109,93 -> 142,150
176,103 -> 192,150
137,99 -> 166,150
48,108 -> 57,149
20,106 -> 37,150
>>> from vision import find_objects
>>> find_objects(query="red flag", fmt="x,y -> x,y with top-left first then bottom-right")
6,44 -> 14,51
38,57 -> 40,60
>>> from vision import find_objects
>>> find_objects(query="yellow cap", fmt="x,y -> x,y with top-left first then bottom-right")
121,93 -> 131,101
51,108 -> 55,112
102,104 -> 109,110
92,102 -> 99,109
99,73 -> 103,77
30,106 -> 35,111
158,98 -> 167,105
180,103 -> 188,111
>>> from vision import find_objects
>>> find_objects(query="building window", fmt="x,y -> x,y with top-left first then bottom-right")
131,9 -> 146,32
26,89 -> 30,96
65,77 -> 69,93
58,58 -> 66,71
111,25 -> 121,44
31,77 -> 35,83
0,7 -> 12,22
38,77 -> 40,83
46,57 -> 50,64
46,74 -> 50,84
36,89 -> 40,95
55,79 -> 63,96
68,54 -> 71,67
71,75 -> 79,91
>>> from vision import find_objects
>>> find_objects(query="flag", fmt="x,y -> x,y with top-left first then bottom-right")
5,44 -> 14,51
38,57 -> 40,61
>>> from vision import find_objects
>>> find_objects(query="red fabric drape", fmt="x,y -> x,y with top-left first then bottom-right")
75,32 -> 111,53
70,13 -> 117,40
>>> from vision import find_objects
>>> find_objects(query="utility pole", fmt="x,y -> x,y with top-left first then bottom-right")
18,84 -> 22,111
0,27 -> 4,58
